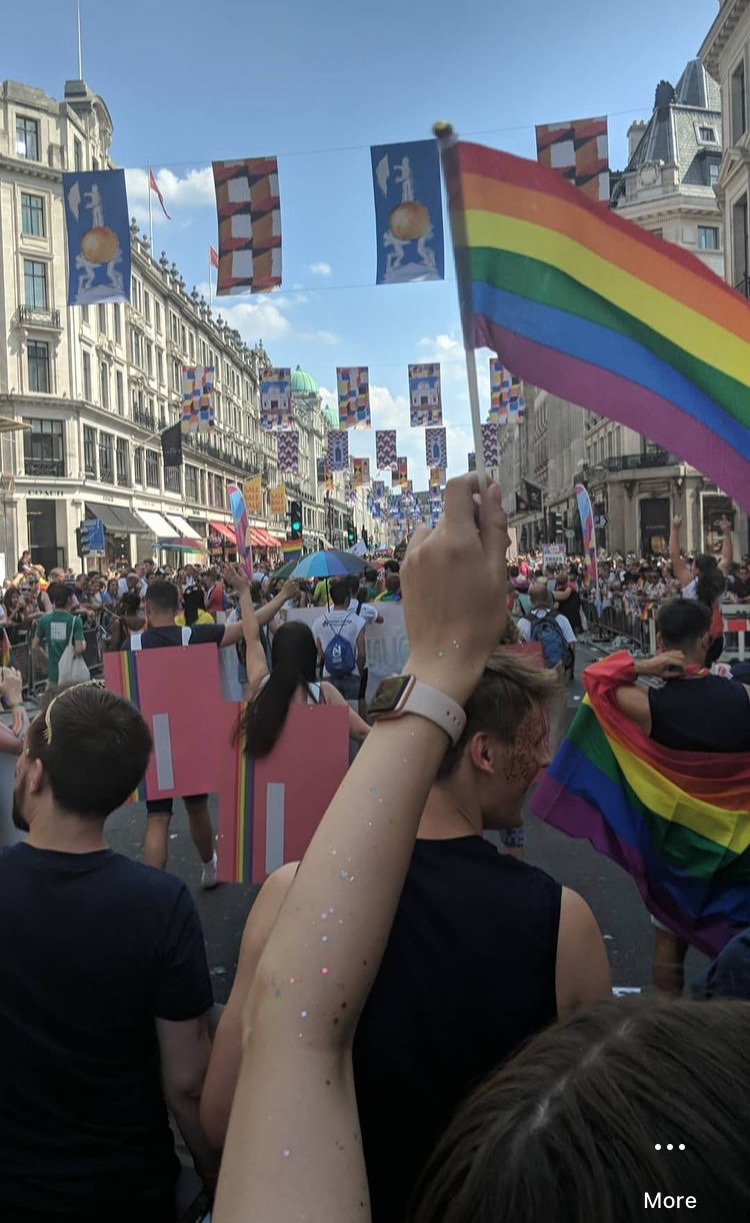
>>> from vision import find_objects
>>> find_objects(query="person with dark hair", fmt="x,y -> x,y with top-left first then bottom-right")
201,649 -> 609,1221
177,586 -> 214,628
0,684 -> 219,1220
313,577 -> 367,701
670,513 -> 732,664
375,572 -> 402,602
105,591 -> 145,652
31,581 -> 86,686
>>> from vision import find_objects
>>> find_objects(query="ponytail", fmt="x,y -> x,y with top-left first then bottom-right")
238,660 -> 309,760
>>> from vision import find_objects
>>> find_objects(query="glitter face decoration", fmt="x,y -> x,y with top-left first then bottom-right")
503,706 -> 549,787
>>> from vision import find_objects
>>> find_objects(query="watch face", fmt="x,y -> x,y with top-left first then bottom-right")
369,674 -> 411,715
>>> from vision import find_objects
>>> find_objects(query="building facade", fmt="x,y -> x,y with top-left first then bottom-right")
0,77 -> 381,578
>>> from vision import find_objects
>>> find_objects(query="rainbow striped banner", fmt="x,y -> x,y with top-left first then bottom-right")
530,652 -> 750,957
116,652 -> 147,802
442,141 -> 750,510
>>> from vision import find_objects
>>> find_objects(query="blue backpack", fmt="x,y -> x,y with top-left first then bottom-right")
323,613 -> 356,677
529,610 -> 570,670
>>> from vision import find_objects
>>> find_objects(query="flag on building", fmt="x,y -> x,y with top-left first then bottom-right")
212,157 -> 282,295
408,362 -> 442,425
439,139 -> 750,512
209,245 -> 219,269
63,168 -> 131,306
396,456 -> 408,486
481,422 -> 498,468
161,421 -> 183,467
243,475 -> 263,515
260,368 -> 293,430
337,367 -> 371,428
371,140 -> 444,284
425,426 -> 447,470
269,483 -> 287,516
149,167 -> 171,219
375,429 -> 398,470
535,116 -> 610,202
327,430 -> 349,472
181,366 -> 215,432
524,479 -> 543,511
277,430 -> 299,473
352,457 -> 371,489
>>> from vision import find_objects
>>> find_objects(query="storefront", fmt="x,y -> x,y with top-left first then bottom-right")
26,496 -> 65,575
208,520 -> 237,564
84,501 -> 150,569
701,493 -> 735,558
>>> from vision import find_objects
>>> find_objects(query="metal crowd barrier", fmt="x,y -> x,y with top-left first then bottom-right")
579,593 -> 656,657
8,619 -> 105,700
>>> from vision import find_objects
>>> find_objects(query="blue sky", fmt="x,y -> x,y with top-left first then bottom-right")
5,0 -> 718,487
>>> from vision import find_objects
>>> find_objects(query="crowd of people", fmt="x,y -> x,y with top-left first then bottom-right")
0,482 -> 748,1222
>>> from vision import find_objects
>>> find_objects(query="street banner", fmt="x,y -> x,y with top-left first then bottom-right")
63,169 -> 131,305
277,430 -> 299,473
371,140 -> 444,284
161,422 -> 183,467
212,157 -> 282,294
352,457 -> 370,489
181,366 -> 215,432
260,368 -> 293,430
396,456 -> 408,486
481,423 -> 498,467
542,543 -> 567,566
337,367 -> 371,428
489,358 -> 510,424
242,475 -> 263,516
376,429 -> 398,470
269,483 -> 286,516
327,430 -> 349,472
535,115 -> 610,202
425,426 -> 447,470
408,362 -> 442,425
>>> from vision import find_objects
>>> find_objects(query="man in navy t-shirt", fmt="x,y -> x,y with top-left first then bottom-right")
0,684 -> 217,1221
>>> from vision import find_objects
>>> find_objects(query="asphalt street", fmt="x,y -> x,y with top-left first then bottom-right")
104,644 -> 710,1005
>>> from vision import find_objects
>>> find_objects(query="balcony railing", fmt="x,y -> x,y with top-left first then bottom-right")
18,305 -> 62,328
605,450 -> 681,472
24,458 -> 65,477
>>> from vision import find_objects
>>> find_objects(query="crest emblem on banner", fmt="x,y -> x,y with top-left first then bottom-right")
212,157 -> 282,294
396,456 -> 408,486
63,169 -> 131,305
481,423 -> 499,468
336,367 -> 371,429
375,430 -> 398,470
277,431 -> 299,473
260,368 -> 293,429
181,366 -> 215,432
408,363 -> 442,426
425,427 -> 447,471
352,457 -> 371,489
327,430 -> 349,472
371,140 -> 444,284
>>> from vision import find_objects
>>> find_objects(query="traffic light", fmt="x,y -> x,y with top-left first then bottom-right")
289,500 -> 303,540
346,521 -> 356,546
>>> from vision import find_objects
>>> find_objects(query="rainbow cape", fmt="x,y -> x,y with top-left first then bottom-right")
442,141 -> 750,511
529,652 -> 750,957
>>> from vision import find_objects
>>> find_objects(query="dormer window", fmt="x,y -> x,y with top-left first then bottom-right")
698,125 -> 717,143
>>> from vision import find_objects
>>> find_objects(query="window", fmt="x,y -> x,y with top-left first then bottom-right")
99,432 -> 114,483
134,446 -> 143,483
146,342 -> 153,378
100,361 -> 110,410
21,193 -> 45,237
82,350 -> 92,401
164,465 -> 181,493
144,291 -> 151,323
27,341 -> 50,393
116,437 -> 130,486
74,138 -> 83,171
157,350 -> 164,384
732,60 -> 747,144
92,156 -> 99,172
185,464 -> 199,501
116,369 -> 124,415
709,160 -> 720,187
113,304 -> 122,344
81,304 -> 89,324
132,279 -> 142,314
170,312 -> 179,342
172,359 -> 181,392
698,225 -> 720,251
23,259 -> 47,310
83,426 -> 97,477
189,333 -> 195,361
155,302 -> 162,333
16,116 -> 39,160
98,303 -> 107,335
699,126 -> 717,143
23,418 -> 64,476
145,449 -> 160,488
130,328 -> 142,367
733,194 -> 749,293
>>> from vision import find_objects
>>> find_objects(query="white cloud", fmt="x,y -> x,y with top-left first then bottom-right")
307,261 -> 332,277
298,329 -> 340,345
125,165 -> 214,214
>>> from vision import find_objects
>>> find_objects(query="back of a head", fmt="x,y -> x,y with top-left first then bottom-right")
182,587 -> 205,626
529,581 -> 550,609
145,579 -> 179,618
385,573 -> 401,595
412,998 -> 750,1223
270,620 -> 318,682
329,578 -> 349,607
656,597 -> 711,649
241,621 -> 318,760
27,686 -> 153,820
48,581 -> 72,611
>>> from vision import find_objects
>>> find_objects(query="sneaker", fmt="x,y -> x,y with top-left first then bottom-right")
200,852 -> 219,890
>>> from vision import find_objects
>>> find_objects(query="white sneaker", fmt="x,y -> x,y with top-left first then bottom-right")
200,852 -> 218,890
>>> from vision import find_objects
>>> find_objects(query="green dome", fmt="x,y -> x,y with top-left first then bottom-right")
323,406 -> 338,428
290,365 -> 319,394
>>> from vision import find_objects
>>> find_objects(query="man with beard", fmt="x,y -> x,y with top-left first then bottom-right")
0,684 -> 218,1221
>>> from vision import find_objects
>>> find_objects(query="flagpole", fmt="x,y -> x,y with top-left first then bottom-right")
433,121 -> 487,491
208,248 -> 213,308
76,0 -> 83,78
147,161 -> 154,258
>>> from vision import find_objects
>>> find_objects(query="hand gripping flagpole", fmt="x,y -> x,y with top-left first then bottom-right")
433,121 -> 487,491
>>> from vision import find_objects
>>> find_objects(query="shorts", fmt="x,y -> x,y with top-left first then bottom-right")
146,794 -> 208,817
326,673 -> 360,702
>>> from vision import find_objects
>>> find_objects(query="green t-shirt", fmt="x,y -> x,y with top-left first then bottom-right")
33,611 -> 84,683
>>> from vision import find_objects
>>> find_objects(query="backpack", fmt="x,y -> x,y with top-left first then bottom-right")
529,610 -> 570,670
323,613 -> 356,677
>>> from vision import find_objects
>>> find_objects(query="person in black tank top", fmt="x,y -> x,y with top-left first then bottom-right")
201,651 -> 611,1222
615,597 -> 750,995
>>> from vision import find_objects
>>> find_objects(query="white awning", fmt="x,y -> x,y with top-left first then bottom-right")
136,509 -> 179,539
165,512 -> 202,540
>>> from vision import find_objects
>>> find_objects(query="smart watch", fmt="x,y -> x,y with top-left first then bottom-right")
368,675 -> 466,746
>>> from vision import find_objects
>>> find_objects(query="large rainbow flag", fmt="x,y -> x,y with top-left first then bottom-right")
530,652 -> 750,957
441,141 -> 750,511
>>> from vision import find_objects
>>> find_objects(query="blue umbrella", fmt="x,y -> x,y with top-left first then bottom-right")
290,550 -> 365,580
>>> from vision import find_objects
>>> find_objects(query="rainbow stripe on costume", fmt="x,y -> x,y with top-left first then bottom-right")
530,652 -> 750,957
117,651 -> 147,802
443,142 -> 750,510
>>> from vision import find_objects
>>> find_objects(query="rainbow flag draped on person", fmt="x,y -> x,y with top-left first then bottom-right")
530,653 -> 750,957
439,138 -> 750,511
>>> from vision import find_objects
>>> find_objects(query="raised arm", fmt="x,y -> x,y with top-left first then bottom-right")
669,515 -> 692,588
212,477 -> 509,1223
221,564 -> 268,696
718,515 -> 734,577
256,581 -> 300,628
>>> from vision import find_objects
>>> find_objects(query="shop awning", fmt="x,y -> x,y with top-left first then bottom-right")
136,508 -> 180,539
165,512 -> 202,540
85,501 -> 149,534
249,528 -> 281,550
209,520 -> 237,544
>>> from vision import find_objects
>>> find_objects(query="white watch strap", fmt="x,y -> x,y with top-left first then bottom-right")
402,680 -> 466,746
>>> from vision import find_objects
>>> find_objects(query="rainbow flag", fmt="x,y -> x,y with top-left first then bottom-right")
530,653 -> 750,957
280,539 -> 302,565
116,652 -> 147,802
442,141 -> 750,511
